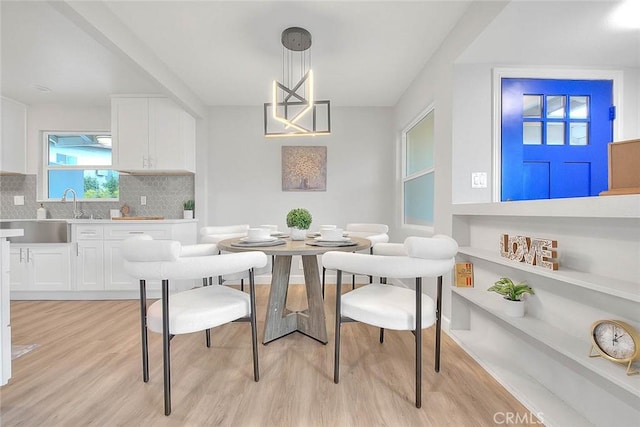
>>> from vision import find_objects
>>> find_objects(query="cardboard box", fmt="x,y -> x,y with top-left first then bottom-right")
455,262 -> 474,287
600,138 -> 640,196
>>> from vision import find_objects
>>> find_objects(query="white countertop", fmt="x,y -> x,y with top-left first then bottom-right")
0,229 -> 24,238
1,219 -> 197,224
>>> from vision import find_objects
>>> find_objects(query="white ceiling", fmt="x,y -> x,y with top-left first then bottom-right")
1,0 -> 471,108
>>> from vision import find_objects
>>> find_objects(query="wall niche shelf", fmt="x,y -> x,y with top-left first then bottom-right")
458,247 -> 640,302
450,198 -> 640,427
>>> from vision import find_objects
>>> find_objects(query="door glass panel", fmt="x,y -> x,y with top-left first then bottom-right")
546,122 -> 565,145
523,95 -> 542,118
570,122 -> 589,145
546,95 -> 566,118
523,122 -> 542,145
569,96 -> 589,119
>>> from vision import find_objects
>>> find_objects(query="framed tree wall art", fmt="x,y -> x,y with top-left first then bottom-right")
282,146 -> 327,191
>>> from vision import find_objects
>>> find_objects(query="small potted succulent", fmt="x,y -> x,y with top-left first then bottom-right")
183,199 -> 195,219
487,277 -> 534,317
286,208 -> 312,240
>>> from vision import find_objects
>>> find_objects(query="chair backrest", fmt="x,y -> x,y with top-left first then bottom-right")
404,235 -> 458,260
345,223 -> 389,234
121,236 -> 268,281
200,224 -> 250,244
322,234 -> 458,279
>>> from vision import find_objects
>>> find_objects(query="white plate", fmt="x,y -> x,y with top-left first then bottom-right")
315,236 -> 351,243
240,236 -> 278,243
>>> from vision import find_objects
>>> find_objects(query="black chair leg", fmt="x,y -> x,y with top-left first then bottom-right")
379,328 -> 384,343
415,277 -> 422,409
203,277 -> 211,347
139,280 -> 149,383
241,278 -> 244,292
161,279 -> 172,416
248,269 -> 259,382
334,270 -> 343,384
322,267 -> 326,299
352,274 -> 355,290
435,275 -> 443,373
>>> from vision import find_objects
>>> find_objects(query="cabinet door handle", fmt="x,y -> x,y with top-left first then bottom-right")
128,231 -> 145,234
26,248 -> 31,263
19,248 -> 24,263
77,242 -> 80,257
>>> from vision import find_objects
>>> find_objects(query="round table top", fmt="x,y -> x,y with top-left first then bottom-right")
217,235 -> 371,256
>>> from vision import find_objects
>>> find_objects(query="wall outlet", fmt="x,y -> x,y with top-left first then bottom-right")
471,172 -> 487,189
14,195 -> 24,205
140,196 -> 147,205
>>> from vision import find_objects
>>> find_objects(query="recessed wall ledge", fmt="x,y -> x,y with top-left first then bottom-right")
452,194 -> 640,218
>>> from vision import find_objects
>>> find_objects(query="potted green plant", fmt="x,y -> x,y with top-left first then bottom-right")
286,208 -> 312,240
183,199 -> 195,219
487,277 -> 534,317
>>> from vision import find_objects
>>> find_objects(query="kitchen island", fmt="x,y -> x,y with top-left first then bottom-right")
1,228 -> 24,385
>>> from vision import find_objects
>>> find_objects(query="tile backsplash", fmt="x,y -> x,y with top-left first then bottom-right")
0,174 -> 194,220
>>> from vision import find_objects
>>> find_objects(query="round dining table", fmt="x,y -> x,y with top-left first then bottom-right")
218,235 -> 371,344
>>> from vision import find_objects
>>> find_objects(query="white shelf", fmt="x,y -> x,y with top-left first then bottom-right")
452,287 -> 640,399
452,195 -> 640,218
458,246 -> 640,303
449,329 -> 593,427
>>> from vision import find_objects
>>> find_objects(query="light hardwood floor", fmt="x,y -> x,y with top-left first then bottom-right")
1,285 -> 541,426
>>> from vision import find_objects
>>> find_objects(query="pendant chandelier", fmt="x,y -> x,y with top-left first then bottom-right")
264,27 -> 331,137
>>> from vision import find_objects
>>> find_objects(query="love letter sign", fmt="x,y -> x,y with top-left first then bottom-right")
500,234 -> 558,270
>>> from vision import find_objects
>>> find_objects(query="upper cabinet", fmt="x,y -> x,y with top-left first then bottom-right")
111,96 -> 196,174
0,97 -> 27,174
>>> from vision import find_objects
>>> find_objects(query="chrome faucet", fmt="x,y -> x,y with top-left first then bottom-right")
62,188 -> 82,219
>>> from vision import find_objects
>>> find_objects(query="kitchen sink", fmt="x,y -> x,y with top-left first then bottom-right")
0,220 -> 70,243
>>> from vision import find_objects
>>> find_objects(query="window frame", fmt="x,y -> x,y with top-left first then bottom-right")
401,103 -> 436,232
39,130 -> 119,202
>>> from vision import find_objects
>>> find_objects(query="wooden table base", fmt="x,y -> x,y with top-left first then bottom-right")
263,255 -> 328,344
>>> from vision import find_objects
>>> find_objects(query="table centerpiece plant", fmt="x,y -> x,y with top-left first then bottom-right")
286,208 -> 312,240
487,277 -> 534,317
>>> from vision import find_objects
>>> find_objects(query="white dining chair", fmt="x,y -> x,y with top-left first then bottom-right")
322,223 -> 389,298
322,235 -> 458,408
121,235 -> 268,416
200,224 -> 272,290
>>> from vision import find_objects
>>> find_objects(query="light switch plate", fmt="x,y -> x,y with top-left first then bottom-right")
471,172 -> 487,189
14,195 -> 24,205
140,196 -> 147,205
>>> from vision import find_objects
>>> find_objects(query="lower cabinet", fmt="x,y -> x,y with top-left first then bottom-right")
9,244 -> 72,292
71,221 -> 197,297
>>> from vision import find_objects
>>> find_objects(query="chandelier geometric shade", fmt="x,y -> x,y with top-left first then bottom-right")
264,27 -> 331,137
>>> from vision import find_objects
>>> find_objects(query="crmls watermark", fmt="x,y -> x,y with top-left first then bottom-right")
493,411 -> 544,425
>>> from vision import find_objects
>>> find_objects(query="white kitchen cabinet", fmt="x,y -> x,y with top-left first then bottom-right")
72,225 -> 104,291
9,244 -> 71,292
112,96 -> 195,173
69,220 -> 197,297
449,196 -> 640,427
0,97 -> 27,174
1,230 -> 22,386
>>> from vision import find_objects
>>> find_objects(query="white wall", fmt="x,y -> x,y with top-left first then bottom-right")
205,106 -> 394,230
392,1 -> 509,242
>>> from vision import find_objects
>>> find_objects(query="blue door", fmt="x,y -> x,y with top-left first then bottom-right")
501,78 -> 614,201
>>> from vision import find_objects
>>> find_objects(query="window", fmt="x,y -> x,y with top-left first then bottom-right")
43,132 -> 119,200
402,107 -> 435,228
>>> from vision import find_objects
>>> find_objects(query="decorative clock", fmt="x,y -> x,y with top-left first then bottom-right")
589,320 -> 640,375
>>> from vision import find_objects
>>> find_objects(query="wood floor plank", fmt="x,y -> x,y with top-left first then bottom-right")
0,285 -> 541,426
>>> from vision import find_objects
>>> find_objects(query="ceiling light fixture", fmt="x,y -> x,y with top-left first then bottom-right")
264,27 -> 331,137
